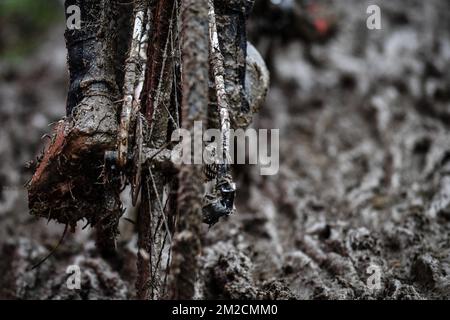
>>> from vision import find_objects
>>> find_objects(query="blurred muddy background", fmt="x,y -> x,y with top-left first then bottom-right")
0,0 -> 449,299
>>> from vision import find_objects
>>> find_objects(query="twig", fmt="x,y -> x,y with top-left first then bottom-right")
30,224 -> 69,270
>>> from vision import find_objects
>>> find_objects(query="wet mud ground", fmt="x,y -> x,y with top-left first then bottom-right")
0,0 -> 449,299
